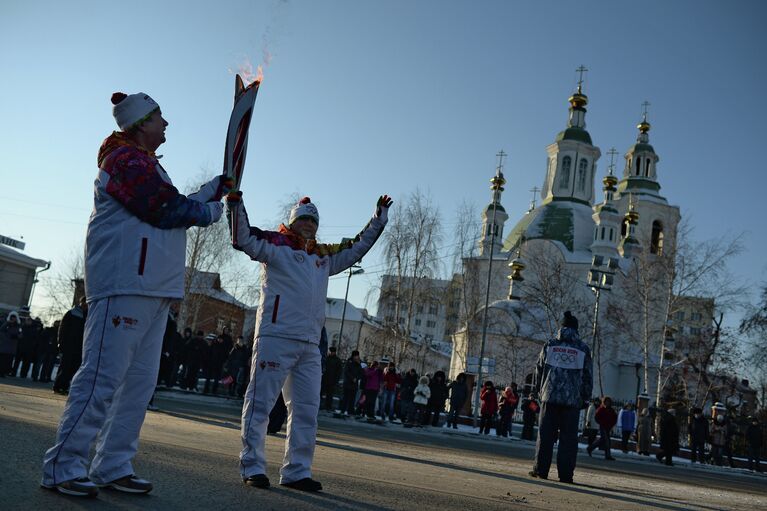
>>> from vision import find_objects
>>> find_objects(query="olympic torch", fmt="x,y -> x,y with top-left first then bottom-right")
222,72 -> 261,193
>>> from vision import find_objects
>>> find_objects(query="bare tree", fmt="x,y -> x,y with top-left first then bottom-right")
608,219 -> 746,406
739,283 -> 767,411
179,172 -> 260,332
376,189 -> 444,366
35,247 -> 84,324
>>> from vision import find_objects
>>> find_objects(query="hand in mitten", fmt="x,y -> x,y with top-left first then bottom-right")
375,194 -> 393,222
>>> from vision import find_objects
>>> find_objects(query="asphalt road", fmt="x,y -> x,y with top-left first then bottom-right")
1,379 -> 765,510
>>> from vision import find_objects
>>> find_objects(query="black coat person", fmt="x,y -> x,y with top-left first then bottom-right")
204,334 -> 230,394
16,317 -> 42,378
53,301 -> 87,394
322,347 -> 343,410
36,323 -> 59,383
521,395 -> 540,440
183,331 -> 207,391
656,409 -> 680,466
425,370 -> 448,426
224,339 -> 249,397
446,373 -> 468,429
339,351 -> 363,415
0,312 -> 22,377
158,312 -> 180,387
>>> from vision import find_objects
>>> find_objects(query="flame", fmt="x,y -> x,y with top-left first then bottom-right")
229,58 -> 263,86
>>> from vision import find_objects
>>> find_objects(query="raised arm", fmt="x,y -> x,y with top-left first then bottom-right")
327,195 -> 392,275
225,192 -> 279,263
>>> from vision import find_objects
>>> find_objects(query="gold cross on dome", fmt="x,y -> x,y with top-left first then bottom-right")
641,101 -> 651,121
496,150 -> 507,172
576,65 -> 588,90
607,148 -> 619,175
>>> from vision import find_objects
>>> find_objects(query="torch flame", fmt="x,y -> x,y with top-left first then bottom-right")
230,58 -> 263,86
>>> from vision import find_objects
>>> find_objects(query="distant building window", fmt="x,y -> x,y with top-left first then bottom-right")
429,305 -> 438,315
609,228 -> 614,242
675,311 -> 685,321
577,158 -> 588,192
645,159 -> 651,177
600,226 -> 605,240
414,319 -> 422,326
690,312 -> 702,321
651,220 -> 664,255
384,315 -> 393,323
416,305 -> 423,313
690,327 -> 702,336
426,320 -> 436,328
398,317 -> 404,325
635,156 -> 641,176
559,156 -> 571,189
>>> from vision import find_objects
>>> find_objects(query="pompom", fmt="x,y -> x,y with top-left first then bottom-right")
299,196 -> 312,204
111,92 -> 128,105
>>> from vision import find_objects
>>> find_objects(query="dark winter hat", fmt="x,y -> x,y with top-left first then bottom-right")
112,92 -> 160,131
329,346 -> 337,352
562,311 -> 579,330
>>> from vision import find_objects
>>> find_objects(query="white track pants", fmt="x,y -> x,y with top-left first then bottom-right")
41,295 -> 169,486
240,336 -> 321,483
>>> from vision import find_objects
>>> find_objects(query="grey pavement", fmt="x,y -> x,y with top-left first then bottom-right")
1,379 -> 765,510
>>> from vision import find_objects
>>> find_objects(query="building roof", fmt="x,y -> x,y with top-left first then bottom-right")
502,200 -> 596,254
0,243 -> 48,269
555,127 -> 593,145
186,269 -> 248,308
325,298 -> 365,322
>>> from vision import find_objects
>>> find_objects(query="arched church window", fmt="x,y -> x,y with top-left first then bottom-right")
609,228 -> 614,242
594,227 -> 598,240
577,159 -> 588,192
635,156 -> 641,176
600,226 -> 605,240
621,219 -> 628,238
645,159 -> 651,177
559,156 -> 571,189
651,220 -> 664,255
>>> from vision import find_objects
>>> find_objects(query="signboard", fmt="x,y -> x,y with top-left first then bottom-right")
0,235 -> 25,251
466,356 -> 496,375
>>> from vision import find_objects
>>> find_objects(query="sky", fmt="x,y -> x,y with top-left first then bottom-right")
1,0 -> 766,324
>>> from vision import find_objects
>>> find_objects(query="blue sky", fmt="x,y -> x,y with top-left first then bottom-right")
1,0 -> 765,321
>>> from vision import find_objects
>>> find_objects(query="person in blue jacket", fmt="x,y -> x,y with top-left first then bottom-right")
529,311 -> 593,483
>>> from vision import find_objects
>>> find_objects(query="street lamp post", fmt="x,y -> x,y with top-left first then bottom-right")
337,264 -> 364,353
587,255 -> 618,396
472,153 -> 507,427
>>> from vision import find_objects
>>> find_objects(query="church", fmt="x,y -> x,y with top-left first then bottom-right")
450,73 -> 681,405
